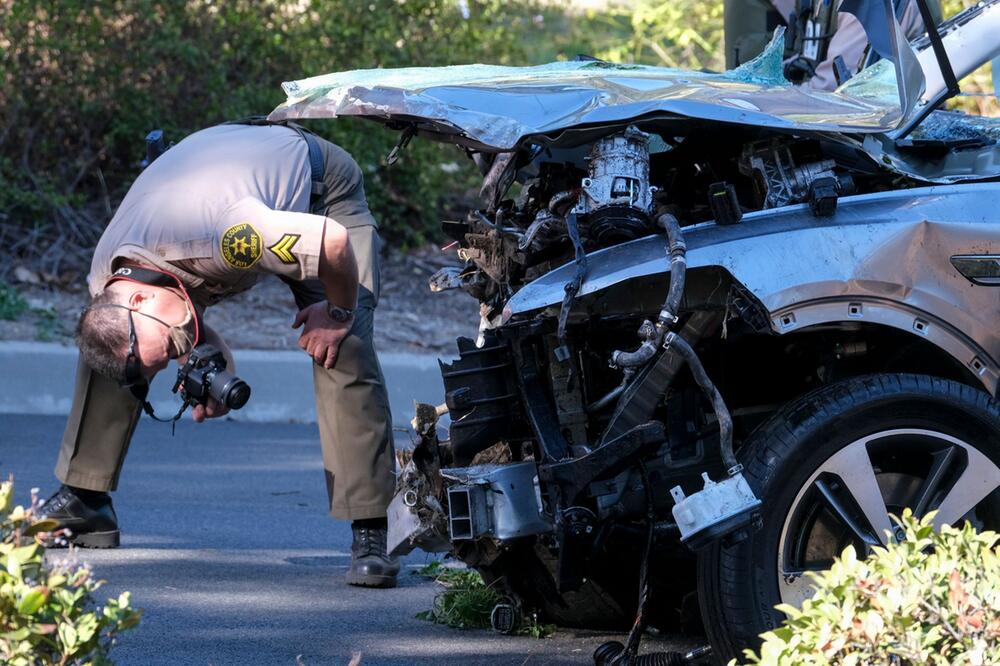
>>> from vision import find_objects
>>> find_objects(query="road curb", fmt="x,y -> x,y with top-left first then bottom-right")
0,341 -> 444,425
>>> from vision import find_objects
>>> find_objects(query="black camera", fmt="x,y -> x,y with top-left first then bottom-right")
172,344 -> 251,410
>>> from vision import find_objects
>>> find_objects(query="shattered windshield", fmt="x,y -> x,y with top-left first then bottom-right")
837,59 -> 901,107
912,110 -> 1000,142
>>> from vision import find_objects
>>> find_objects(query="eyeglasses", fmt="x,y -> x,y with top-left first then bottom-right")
123,308 -> 145,389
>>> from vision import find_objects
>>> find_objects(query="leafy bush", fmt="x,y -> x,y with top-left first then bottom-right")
0,476 -> 141,665
737,510 -> 1000,666
413,560 -> 555,638
0,281 -> 27,321
586,0 -> 725,71
0,0 -> 556,262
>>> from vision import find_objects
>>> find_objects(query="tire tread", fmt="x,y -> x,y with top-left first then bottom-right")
697,374 -> 1000,663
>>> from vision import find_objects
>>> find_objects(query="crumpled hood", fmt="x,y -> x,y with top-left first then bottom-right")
269,31 -> 914,151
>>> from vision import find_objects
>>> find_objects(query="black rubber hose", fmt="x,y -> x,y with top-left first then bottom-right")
611,214 -> 686,369
611,338 -> 659,368
665,332 -> 738,473
593,642 -> 686,666
557,211 -> 588,343
656,213 -> 686,328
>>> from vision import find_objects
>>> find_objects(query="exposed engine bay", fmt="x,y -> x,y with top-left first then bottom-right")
387,118 -> 959,633
272,3 -> 1000,659
431,122 -> 876,323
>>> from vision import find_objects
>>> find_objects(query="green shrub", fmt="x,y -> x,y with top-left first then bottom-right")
0,476 -> 141,665
413,560 -> 555,638
0,0 -> 557,257
737,510 -> 1000,666
0,281 -> 27,321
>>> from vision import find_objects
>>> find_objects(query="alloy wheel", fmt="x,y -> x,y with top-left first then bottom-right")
776,428 -> 1000,607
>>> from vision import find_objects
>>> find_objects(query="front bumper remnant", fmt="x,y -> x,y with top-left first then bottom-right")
444,462 -> 553,541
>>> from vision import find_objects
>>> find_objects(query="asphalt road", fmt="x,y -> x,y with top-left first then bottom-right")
1,414 -> 699,666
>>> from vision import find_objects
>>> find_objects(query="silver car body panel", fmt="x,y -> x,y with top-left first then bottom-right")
270,23 -> 924,150
908,0 -> 1000,106
505,183 -> 1000,392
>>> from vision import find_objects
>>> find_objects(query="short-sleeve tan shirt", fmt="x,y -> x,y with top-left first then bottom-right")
89,124 -> 336,306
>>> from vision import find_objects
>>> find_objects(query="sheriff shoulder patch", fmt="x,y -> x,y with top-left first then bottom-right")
220,222 -> 262,270
268,233 -> 300,265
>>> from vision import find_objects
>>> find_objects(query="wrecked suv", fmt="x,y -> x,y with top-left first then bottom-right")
273,2 -> 1000,661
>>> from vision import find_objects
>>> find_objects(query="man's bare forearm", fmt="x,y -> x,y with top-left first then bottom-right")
318,219 -> 359,310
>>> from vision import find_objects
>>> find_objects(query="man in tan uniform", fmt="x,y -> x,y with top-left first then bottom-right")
39,122 -> 400,588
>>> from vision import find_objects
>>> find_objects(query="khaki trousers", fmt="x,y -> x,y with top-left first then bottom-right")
56,137 -> 396,520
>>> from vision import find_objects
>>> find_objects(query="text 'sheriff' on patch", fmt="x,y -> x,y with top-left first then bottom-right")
221,222 -> 262,269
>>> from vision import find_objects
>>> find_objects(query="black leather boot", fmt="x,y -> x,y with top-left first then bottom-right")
38,485 -> 121,548
346,518 -> 400,588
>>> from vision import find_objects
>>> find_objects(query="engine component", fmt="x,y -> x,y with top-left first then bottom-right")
578,125 -> 654,214
612,319 -> 661,370
518,208 -> 563,251
444,462 -> 552,541
707,181 -> 742,225
739,141 -> 853,209
490,600 -> 520,634
575,125 -> 655,245
602,312 -> 717,445
441,334 -> 525,465
589,206 -> 656,246
586,367 -> 636,414
428,265 -> 487,293
808,176 -> 840,216
670,471 -> 762,550
541,422 -> 666,506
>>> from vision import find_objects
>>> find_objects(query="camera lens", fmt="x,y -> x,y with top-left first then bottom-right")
209,370 -> 252,410
224,381 -> 252,409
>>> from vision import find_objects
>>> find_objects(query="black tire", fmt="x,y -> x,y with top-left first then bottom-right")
696,374 -> 1000,663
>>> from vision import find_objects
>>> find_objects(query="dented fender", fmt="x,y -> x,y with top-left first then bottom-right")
505,183 -> 1000,391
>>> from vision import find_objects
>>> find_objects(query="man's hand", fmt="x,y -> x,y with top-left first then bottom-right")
292,302 -> 352,369
191,397 -> 230,423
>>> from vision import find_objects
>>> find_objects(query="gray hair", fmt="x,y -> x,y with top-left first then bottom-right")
76,289 -> 129,384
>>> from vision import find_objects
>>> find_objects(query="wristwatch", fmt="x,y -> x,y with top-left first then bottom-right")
326,303 -> 355,323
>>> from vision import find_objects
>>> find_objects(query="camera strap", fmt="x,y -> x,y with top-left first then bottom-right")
129,381 -> 191,435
